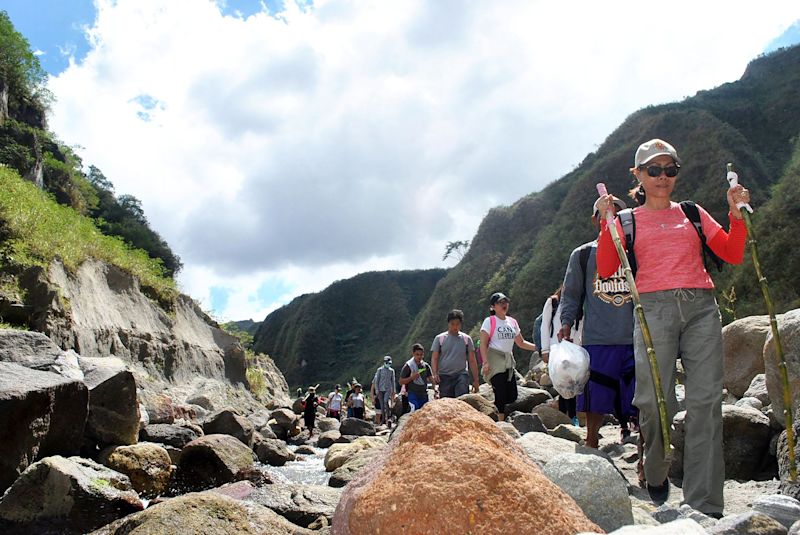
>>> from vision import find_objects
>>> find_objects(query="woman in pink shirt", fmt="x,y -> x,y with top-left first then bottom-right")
595,139 -> 749,518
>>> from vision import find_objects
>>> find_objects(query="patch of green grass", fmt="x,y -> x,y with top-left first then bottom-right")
0,167 -> 176,303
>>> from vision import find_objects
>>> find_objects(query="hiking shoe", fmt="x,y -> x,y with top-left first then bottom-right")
646,480 -> 669,505
706,512 -> 723,520
572,416 -> 580,427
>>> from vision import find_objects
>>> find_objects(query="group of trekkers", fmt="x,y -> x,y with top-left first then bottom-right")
300,139 -> 751,518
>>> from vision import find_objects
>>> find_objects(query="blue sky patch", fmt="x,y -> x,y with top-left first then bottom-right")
209,286 -> 232,312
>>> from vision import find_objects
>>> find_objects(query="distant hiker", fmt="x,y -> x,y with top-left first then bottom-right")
370,380 -> 383,425
400,343 -> 434,410
303,386 -> 320,437
348,383 -> 366,419
540,286 -> 581,427
596,138 -> 749,516
431,309 -> 480,398
480,292 -> 537,421
327,384 -> 343,420
372,356 -> 396,428
559,195 -> 635,449
344,378 -> 357,418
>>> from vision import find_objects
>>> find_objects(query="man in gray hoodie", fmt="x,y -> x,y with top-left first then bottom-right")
558,196 -> 635,448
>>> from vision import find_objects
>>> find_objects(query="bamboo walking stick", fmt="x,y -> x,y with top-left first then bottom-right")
727,163 -> 796,481
596,183 -> 672,460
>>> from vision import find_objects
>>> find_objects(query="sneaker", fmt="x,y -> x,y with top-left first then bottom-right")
706,512 -> 723,520
572,416 -> 580,427
646,480 -> 670,505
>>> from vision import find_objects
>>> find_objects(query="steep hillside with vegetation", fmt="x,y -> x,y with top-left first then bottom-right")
256,45 -> 800,386
0,11 -> 181,277
253,269 -> 447,389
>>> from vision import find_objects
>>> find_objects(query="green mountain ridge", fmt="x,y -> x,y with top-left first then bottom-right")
255,44 -> 800,389
253,268 -> 447,389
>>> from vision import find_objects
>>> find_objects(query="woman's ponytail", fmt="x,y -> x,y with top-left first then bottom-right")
628,183 -> 646,205
489,307 -> 496,316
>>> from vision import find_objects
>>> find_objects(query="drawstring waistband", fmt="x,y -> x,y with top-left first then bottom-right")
673,288 -> 697,322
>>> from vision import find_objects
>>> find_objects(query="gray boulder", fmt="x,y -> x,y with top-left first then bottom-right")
317,430 -> 341,448
98,443 -> 173,498
80,356 -> 140,446
505,387 -> 552,413
707,511 -> 787,535
339,417 -> 376,436
735,397 -> 764,411
87,491 -> 313,535
0,455 -> 143,534
752,495 -> 800,529
457,393 -> 499,421
791,519 -> 800,535
590,518 -> 707,533
511,413 -> 547,434
0,361 -> 88,493
533,404 -> 573,429
551,424 -> 583,443
496,421 -> 521,439
254,437 -> 296,466
671,405 -> 771,481
723,315 -> 771,398
271,407 -> 299,429
203,408 -> 255,447
177,434 -> 255,491
543,453 -> 632,532
765,310 -> 800,423
139,392 -> 175,424
516,432 -> 576,467
0,329 -> 67,371
744,374 -> 771,406
328,447 -> 382,488
245,483 -> 342,527
140,423 -> 200,448
317,417 -> 341,432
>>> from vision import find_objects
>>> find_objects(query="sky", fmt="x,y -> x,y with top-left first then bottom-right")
4,1 -> 800,322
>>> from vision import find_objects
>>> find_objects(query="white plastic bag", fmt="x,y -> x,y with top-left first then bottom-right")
547,340 -> 590,399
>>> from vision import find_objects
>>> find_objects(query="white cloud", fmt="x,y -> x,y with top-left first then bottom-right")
48,0 -> 800,320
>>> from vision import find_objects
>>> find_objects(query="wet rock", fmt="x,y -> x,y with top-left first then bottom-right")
505,386 -> 552,413
544,452 -> 632,532
707,511 -> 787,535
254,437 -> 296,466
338,418 -> 376,436
295,445 -> 316,456
0,361 -> 88,493
517,432 -> 576,467
177,434 -> 255,491
533,404 -> 573,429
203,408 -> 255,447
88,491 -> 313,534
140,422 -> 200,448
510,412 -> 547,434
317,430 -> 341,449
744,374 -> 771,406
457,392 -> 499,421
324,437 -> 386,472
752,494 -> 800,529
333,398 -> 599,534
0,455 -> 143,534
80,356 -> 140,446
245,483 -> 342,527
99,443 -> 173,498
723,315 -> 771,398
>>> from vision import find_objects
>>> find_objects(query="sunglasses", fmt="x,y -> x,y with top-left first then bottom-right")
642,164 -> 680,178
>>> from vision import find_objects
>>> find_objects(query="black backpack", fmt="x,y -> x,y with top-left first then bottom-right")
618,201 -> 724,278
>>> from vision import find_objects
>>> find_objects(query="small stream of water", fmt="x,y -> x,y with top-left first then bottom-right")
260,445 -> 331,486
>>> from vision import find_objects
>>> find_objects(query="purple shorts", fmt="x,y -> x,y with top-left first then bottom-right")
576,344 -> 636,419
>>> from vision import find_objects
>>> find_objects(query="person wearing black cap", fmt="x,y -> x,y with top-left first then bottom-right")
479,292 -> 537,420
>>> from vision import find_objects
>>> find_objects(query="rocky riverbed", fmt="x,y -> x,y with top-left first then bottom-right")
3,308 -> 800,533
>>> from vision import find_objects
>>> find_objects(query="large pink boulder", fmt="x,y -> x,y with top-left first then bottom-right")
332,398 -> 601,535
